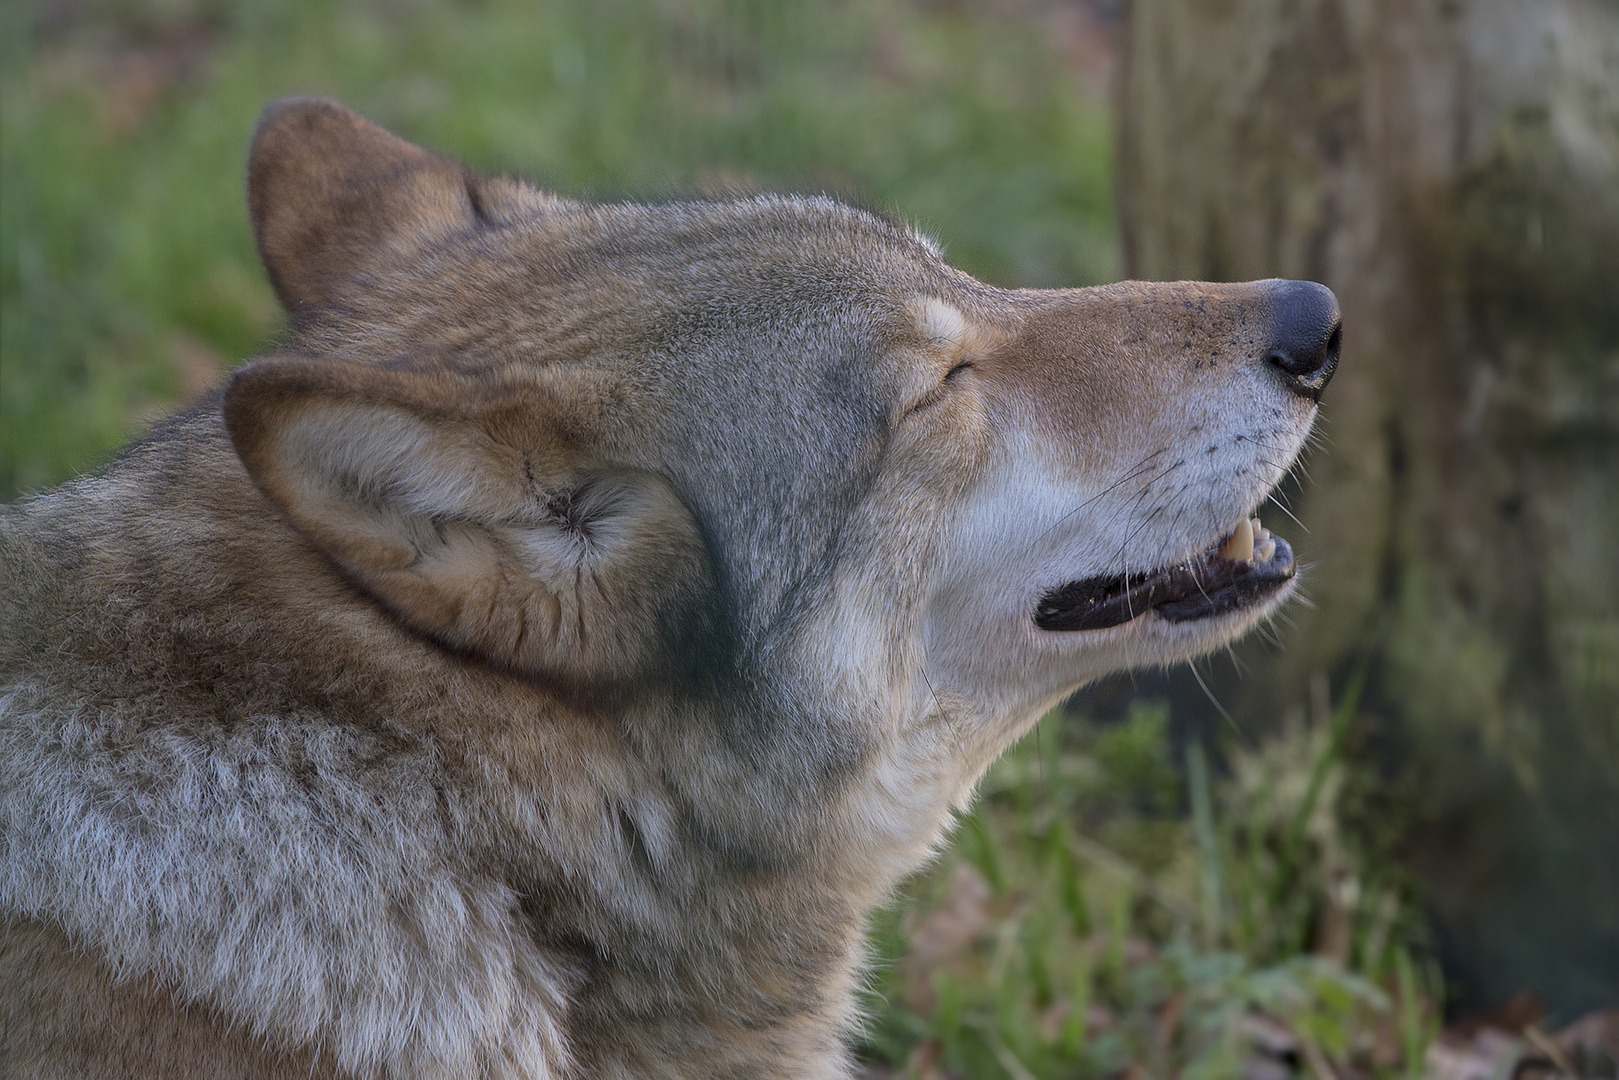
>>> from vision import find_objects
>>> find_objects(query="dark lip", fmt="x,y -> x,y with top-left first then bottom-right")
1032,536 -> 1296,632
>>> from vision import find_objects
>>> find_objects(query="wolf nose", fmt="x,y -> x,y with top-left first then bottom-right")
1265,280 -> 1341,402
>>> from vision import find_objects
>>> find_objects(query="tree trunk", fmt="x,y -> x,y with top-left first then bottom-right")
1117,0 -> 1619,1018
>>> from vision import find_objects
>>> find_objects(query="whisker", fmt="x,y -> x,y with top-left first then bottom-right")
1222,640 -> 1247,677
919,665 -> 945,724
1234,432 -> 1292,454
1111,502 -> 1170,576
1032,445 -> 1172,545
1264,495 -> 1309,534
1189,659 -> 1242,735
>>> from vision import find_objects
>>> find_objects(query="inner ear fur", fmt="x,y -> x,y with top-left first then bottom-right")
248,97 -> 529,320
224,355 -> 716,687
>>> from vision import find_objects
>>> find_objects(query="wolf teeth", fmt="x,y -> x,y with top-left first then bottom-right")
1216,516 -> 1276,564
1252,518 -> 1274,562
1217,517 -> 1254,562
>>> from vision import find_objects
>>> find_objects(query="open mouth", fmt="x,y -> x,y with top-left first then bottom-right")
1033,517 -> 1295,632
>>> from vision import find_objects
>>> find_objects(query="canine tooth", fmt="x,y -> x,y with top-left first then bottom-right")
1217,517 -> 1254,562
1255,536 -> 1276,563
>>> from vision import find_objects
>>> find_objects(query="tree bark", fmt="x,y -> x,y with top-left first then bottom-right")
1117,0 -> 1619,1018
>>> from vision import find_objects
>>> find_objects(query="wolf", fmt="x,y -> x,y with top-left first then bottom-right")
0,99 -> 1340,1079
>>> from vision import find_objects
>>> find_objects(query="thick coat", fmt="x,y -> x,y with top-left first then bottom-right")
0,99 -> 1337,1079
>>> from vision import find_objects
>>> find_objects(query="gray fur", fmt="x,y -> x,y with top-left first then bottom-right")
0,99 -> 1325,1078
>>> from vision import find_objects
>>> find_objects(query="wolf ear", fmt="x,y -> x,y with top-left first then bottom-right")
248,98 -> 528,320
224,355 -> 716,686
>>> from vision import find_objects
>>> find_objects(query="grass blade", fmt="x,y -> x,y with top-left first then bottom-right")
1269,658 -> 1370,932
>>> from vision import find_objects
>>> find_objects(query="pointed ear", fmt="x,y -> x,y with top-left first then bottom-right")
224,355 -> 717,686
247,98 -> 529,320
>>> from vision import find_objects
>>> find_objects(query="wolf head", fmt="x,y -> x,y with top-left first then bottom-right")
232,99 -> 1335,752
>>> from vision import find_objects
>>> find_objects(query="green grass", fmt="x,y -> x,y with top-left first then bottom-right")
1,0 -> 1114,496
859,689 -> 1442,1079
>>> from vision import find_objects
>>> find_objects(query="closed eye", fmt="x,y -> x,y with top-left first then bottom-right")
903,361 -> 976,418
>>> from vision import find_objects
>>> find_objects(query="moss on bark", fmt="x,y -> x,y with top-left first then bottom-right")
1117,0 -> 1619,1019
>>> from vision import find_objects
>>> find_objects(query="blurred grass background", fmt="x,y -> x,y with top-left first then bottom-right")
2,2 -> 1469,1077
863,689 -> 1445,1079
1,0 -> 1114,496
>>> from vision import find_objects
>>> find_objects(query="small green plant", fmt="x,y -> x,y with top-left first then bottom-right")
860,679 -> 1442,1079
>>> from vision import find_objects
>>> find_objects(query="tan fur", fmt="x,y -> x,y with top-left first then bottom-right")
0,99 -> 1331,1078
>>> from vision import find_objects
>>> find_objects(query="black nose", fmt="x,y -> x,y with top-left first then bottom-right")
1266,280 -> 1342,402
